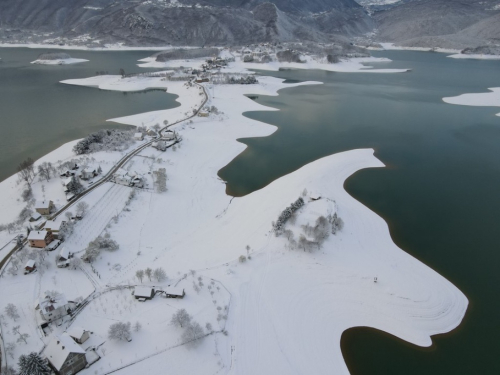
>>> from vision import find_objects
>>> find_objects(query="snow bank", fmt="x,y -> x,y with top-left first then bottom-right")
380,43 -> 459,54
443,87 -> 500,117
447,53 -> 500,60
138,55 -> 410,73
31,58 -> 89,65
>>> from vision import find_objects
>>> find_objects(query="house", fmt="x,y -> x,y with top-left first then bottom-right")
28,230 -> 53,248
198,110 -> 209,117
146,128 -> 158,137
165,287 -> 185,299
134,286 -> 155,301
163,132 -> 176,141
44,333 -> 87,375
152,141 -> 167,152
57,247 -> 72,268
80,168 -> 97,180
30,212 -> 42,222
45,220 -> 65,239
134,132 -> 144,141
59,170 -> 75,178
35,200 -> 54,215
61,177 -> 73,192
37,293 -> 71,322
24,260 -> 36,274
112,169 -> 144,188
67,326 -> 90,344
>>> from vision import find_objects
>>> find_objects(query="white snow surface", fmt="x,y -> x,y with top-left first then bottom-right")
447,53 -> 500,60
443,87 -> 500,117
31,58 -> 89,65
0,69 -> 468,374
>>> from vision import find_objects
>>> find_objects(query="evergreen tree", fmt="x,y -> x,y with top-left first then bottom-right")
67,176 -> 83,195
18,352 -> 51,375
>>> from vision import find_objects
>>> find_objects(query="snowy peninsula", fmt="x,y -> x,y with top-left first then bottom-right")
443,87 -> 500,117
31,52 -> 88,65
0,50 -> 467,375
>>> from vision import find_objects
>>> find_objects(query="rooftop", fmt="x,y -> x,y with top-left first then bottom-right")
44,333 -> 85,371
28,230 -> 49,241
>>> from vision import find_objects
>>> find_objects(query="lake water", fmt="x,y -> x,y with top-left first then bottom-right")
219,51 -> 500,374
0,47 -> 177,182
1,47 -> 499,373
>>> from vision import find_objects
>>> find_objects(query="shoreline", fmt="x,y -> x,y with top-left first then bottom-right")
0,53 -> 468,374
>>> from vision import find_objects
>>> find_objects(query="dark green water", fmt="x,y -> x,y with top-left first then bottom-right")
219,51 -> 500,374
0,47 -> 177,181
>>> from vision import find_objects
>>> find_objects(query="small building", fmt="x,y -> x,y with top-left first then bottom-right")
195,78 -> 210,83
35,200 -> 54,215
152,141 -> 167,152
44,333 -> 87,375
67,326 -> 90,344
80,168 -> 97,181
146,128 -> 158,137
134,286 -> 155,301
30,212 -> 42,222
24,259 -> 36,273
45,220 -> 65,239
134,132 -> 144,141
198,110 -> 209,117
59,170 -> 75,178
163,132 -> 176,141
165,287 -> 185,299
57,247 -> 72,268
37,293 -> 70,322
28,230 -> 53,248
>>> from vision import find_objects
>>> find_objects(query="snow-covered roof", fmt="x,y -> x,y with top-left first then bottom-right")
40,294 -> 68,313
35,200 -> 52,209
44,333 -> 85,371
67,326 -> 87,340
59,246 -> 71,260
62,177 -> 72,186
166,286 -> 185,296
135,286 -> 154,298
134,132 -> 144,138
45,220 -> 64,231
28,230 -> 49,241
25,260 -> 35,268
31,212 -> 42,221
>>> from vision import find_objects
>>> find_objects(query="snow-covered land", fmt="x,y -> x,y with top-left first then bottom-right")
0,57 -> 467,374
447,53 -> 500,60
443,88 -> 500,117
31,57 -> 89,65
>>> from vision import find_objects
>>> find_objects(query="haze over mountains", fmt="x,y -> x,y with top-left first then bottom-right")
0,0 -> 498,49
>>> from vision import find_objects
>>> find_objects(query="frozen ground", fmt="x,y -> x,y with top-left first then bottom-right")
31,58 -> 89,65
443,87 -> 500,117
0,58 -> 467,374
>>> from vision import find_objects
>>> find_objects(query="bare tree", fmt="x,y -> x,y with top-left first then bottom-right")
68,257 -> 82,270
5,304 -> 20,321
171,309 -> 191,328
5,342 -> 16,359
145,267 -> 152,281
37,162 -> 55,182
76,201 -> 89,217
134,321 -> 142,332
136,269 -> 145,283
181,321 -> 205,347
17,158 -> 35,185
108,322 -> 131,341
2,366 -> 17,375
65,211 -> 73,221
17,332 -> 29,344
153,267 -> 167,282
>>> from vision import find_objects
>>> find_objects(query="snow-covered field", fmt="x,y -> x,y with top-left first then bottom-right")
0,56 -> 467,374
443,87 -> 500,117
138,55 -> 410,73
31,58 -> 89,65
447,53 -> 500,60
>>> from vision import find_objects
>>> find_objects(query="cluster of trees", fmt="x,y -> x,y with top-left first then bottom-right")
135,267 -> 166,282
272,197 -> 305,234
171,309 -> 206,348
37,162 -> 57,182
154,168 -> 167,193
73,129 -> 135,155
66,176 -> 84,195
212,74 -> 258,85
276,50 -> 304,63
1,351 -> 51,375
83,233 -> 119,263
283,213 -> 345,252
7,246 -> 50,276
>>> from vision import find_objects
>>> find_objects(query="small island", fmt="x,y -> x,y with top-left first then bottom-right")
31,52 -> 88,65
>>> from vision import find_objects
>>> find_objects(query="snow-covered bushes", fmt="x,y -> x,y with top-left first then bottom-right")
272,197 -> 304,234
82,233 -> 119,262
73,129 -> 135,155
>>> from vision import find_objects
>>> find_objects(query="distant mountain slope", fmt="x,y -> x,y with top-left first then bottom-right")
0,0 -> 371,46
374,0 -> 500,49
